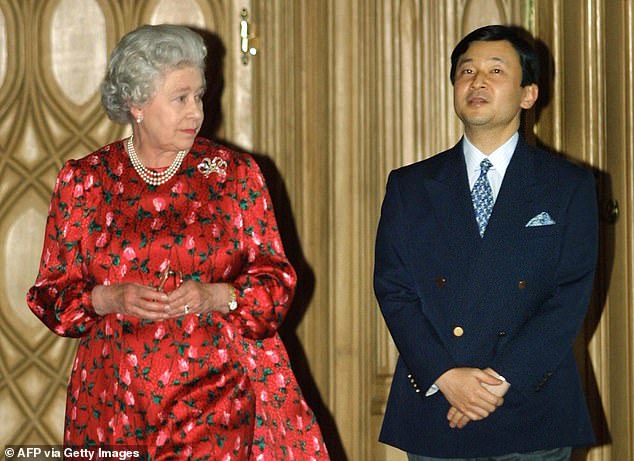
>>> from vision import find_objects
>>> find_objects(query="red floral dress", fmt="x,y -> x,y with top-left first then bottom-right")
27,138 -> 329,460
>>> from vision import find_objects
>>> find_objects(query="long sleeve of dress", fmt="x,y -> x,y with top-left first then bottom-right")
227,154 -> 297,339
26,160 -> 100,337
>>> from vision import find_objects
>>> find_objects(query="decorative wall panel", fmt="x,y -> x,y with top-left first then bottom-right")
49,0 -> 106,106
532,1 -> 634,460
1,1 -> 631,460
0,7 -> 6,87
148,0 -> 208,27
462,0 -> 506,32
604,3 -> 634,460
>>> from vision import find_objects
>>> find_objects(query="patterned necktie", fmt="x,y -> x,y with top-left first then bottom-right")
471,159 -> 494,237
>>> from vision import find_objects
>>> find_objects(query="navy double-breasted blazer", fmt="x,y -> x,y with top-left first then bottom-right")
373,137 -> 597,458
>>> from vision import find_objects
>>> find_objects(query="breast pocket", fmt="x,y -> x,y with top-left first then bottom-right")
514,224 -> 562,284
523,223 -> 561,238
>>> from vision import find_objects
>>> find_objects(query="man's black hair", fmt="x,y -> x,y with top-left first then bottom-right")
450,25 -> 540,87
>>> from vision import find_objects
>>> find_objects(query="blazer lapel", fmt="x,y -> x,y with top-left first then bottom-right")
423,142 -> 482,257
484,138 -> 537,241
421,138 -> 539,257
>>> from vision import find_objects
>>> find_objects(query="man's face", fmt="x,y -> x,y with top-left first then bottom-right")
453,40 -> 537,136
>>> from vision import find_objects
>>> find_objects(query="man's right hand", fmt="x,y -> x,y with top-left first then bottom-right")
435,367 -> 506,427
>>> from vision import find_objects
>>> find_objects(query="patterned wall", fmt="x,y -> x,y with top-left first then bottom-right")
1,1 -> 632,460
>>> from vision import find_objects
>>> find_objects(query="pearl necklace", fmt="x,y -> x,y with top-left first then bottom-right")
127,136 -> 187,186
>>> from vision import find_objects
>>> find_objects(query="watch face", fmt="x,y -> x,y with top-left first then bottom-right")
228,286 -> 237,311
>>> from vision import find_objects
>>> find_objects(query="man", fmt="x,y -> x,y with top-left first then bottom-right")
374,25 -> 597,460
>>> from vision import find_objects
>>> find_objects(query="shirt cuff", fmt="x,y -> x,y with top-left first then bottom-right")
425,383 -> 439,397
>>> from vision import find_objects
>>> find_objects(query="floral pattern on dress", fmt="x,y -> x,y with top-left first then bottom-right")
27,138 -> 329,460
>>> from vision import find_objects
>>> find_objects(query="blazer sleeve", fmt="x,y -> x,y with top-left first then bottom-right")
374,170 -> 457,390
491,168 -> 598,397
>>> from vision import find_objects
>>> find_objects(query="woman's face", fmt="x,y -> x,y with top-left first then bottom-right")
133,65 -> 205,154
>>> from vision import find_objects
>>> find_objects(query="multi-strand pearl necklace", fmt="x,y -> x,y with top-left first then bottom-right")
127,135 -> 187,186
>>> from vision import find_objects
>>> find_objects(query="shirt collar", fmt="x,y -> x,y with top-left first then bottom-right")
463,132 -> 519,177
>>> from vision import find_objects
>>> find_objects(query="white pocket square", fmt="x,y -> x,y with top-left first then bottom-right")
525,212 -> 556,227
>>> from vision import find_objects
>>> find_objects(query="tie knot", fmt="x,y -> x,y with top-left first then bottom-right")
480,158 -> 493,174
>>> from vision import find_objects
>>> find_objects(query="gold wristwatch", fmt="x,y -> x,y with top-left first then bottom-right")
228,285 -> 238,311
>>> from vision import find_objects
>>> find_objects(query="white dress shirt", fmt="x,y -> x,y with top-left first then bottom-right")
463,132 -> 518,202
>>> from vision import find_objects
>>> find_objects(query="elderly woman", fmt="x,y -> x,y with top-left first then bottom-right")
27,24 -> 328,460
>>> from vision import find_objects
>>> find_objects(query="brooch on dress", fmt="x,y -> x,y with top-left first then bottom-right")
197,156 -> 227,178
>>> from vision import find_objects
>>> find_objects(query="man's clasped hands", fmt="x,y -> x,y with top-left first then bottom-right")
436,367 -> 511,429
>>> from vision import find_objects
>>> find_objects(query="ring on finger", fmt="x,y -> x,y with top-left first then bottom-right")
183,304 -> 190,314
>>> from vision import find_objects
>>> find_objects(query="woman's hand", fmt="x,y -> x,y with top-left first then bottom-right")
165,281 -> 234,317
92,283 -> 170,319
92,281 -> 235,319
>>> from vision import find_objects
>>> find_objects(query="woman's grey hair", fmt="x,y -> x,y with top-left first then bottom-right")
101,24 -> 207,124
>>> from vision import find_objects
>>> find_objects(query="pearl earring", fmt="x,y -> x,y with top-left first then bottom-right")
136,115 -> 143,124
